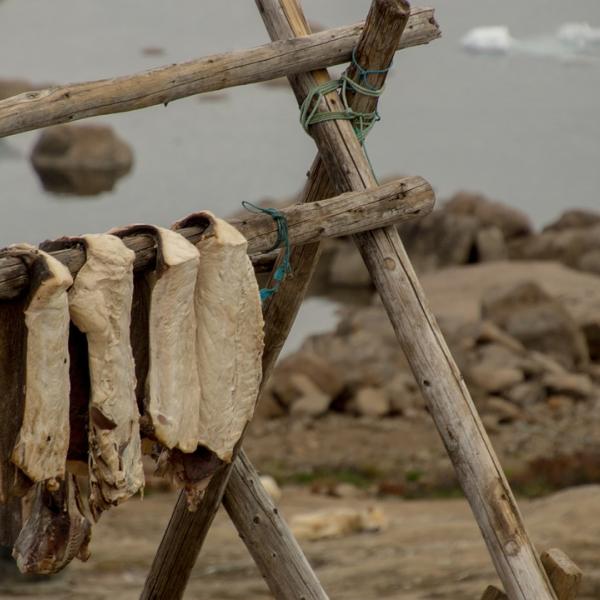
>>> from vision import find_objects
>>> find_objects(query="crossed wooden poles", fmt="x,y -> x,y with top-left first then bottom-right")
0,2 -> 578,599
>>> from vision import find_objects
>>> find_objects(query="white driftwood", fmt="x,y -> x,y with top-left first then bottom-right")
68,234 -> 144,519
174,213 -> 264,462
13,474 -> 91,574
9,244 -> 72,486
140,227 -> 201,452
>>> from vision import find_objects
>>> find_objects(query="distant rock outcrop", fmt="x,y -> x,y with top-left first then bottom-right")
30,124 -> 134,195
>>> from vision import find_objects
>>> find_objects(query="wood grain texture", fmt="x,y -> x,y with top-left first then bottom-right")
223,451 -> 328,600
541,548 -> 583,600
0,8 -> 439,138
481,586 -> 508,600
0,176 -> 432,302
246,1 -> 559,599
141,2 -> 414,599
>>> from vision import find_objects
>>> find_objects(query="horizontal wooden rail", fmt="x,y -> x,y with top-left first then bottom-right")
0,7 -> 438,138
0,175 -> 433,300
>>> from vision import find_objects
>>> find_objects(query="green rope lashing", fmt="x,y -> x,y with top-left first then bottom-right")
242,201 -> 291,303
299,47 -> 390,145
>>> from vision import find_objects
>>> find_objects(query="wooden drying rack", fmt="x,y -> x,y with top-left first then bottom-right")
0,1 -> 583,599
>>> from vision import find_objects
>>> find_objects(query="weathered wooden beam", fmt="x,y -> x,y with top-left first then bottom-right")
541,549 -> 583,600
482,549 -> 583,600
481,586 -> 508,600
247,1 -> 559,599
223,452 -> 327,599
0,7 -> 439,138
0,176 -> 433,301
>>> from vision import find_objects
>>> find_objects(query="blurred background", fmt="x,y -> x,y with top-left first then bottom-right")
1,1 -> 600,598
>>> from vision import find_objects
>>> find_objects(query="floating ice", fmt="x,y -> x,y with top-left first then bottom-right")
461,26 -> 514,55
461,22 -> 600,63
557,22 -> 600,49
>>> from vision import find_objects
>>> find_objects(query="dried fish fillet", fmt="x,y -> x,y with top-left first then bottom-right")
147,228 -> 201,451
112,226 -> 201,452
13,475 -> 91,574
4,245 -> 72,490
68,234 -> 143,519
174,212 -> 264,462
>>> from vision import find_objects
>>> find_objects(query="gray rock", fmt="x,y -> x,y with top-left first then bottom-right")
543,209 -> 600,232
30,124 -> 133,195
275,351 -> 345,400
476,226 -> 508,262
504,381 -> 546,407
445,191 -> 532,239
468,364 -> 524,393
542,373 -> 594,399
351,387 -> 390,418
485,396 -> 523,424
481,280 -> 589,370
288,374 -> 331,418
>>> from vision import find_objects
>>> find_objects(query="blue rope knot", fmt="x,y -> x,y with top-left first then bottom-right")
242,201 -> 291,303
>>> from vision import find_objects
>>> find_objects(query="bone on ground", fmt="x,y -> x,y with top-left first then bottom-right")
6,244 -> 72,489
12,474 -> 91,575
67,234 -> 144,519
173,212 -> 264,463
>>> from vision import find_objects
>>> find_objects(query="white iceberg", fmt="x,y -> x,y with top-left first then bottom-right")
557,22 -> 600,49
461,26 -> 514,55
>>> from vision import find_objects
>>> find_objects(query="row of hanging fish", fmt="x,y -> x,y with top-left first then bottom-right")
0,211 -> 264,574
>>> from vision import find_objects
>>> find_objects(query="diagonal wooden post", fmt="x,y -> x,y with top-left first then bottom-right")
254,1 -> 558,599
141,3 -> 414,599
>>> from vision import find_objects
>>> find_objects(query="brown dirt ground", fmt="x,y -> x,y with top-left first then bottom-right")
1,483 -> 599,599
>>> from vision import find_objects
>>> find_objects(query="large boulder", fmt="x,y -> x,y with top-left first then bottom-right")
543,209 -> 600,232
445,191 -> 532,239
30,124 -> 133,195
481,280 -> 589,370
397,191 -> 530,273
509,208 -> 600,277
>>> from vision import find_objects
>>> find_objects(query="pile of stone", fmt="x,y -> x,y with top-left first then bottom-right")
259,264 -> 600,431
310,191 -> 600,289
509,209 -> 600,276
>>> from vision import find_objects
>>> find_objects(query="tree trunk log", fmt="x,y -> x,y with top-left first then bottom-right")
0,8 -> 439,138
0,175 -> 432,301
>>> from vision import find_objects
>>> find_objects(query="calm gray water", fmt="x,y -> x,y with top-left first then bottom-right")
1,0 -> 599,349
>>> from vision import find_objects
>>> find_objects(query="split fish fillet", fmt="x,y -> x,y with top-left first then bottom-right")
111,226 -> 201,452
67,234 -> 143,519
174,212 -> 264,462
4,245 -> 72,490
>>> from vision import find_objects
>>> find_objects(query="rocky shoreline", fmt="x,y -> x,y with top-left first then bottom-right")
247,195 -> 600,497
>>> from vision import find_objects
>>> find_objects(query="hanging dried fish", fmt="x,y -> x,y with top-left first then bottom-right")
0,244 -> 72,500
13,474 -> 91,574
173,212 -> 264,462
110,225 -> 201,452
67,234 -> 144,519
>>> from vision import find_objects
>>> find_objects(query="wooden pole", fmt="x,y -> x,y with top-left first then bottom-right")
253,1 -> 558,599
541,549 -> 583,600
0,175 -> 433,301
141,3 -> 413,599
223,452 -> 328,600
0,8 -> 439,138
